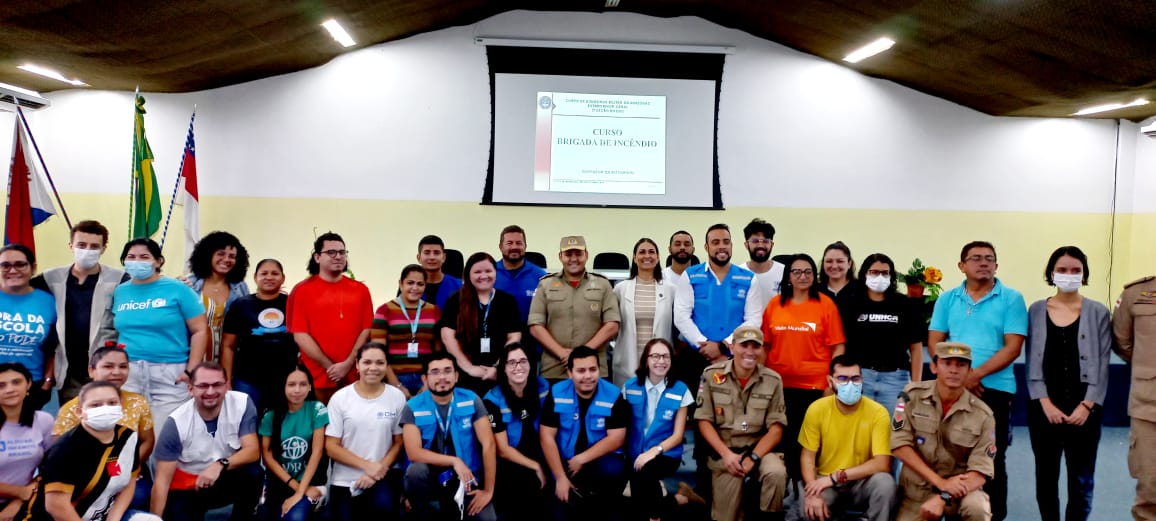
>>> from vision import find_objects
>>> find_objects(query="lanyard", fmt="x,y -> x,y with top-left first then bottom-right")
397,298 -> 423,342
479,289 -> 494,338
432,401 -> 455,452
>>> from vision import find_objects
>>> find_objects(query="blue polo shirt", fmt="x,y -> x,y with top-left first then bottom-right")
495,261 -> 548,321
929,278 -> 1028,394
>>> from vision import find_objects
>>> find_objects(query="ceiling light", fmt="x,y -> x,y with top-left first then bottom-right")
17,64 -> 88,86
843,38 -> 895,64
1072,98 -> 1149,116
321,19 -> 356,48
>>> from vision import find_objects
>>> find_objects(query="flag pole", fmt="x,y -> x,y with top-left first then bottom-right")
160,109 -> 195,249
128,88 -> 139,239
14,107 -> 71,230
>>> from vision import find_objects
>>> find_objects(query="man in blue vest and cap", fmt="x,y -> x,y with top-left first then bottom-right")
540,345 -> 630,521
401,352 -> 497,521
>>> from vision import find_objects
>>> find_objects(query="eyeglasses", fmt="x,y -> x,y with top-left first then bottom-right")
318,249 -> 349,258
0,261 -> 30,271
648,353 -> 671,361
790,269 -> 814,277
965,255 -> 996,263
192,382 -> 227,390
507,359 -> 531,368
833,375 -> 863,384
428,368 -> 456,377
747,238 -> 772,246
866,269 -> 891,277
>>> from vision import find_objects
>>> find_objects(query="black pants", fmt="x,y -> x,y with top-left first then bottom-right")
980,389 -> 1013,521
782,388 -> 823,484
495,459 -> 549,521
165,463 -> 263,521
629,455 -> 682,520
1027,401 -> 1101,521
28,380 -> 52,411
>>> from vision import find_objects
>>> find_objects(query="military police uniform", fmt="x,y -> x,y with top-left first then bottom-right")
527,236 -> 621,379
693,331 -> 788,521
891,342 -> 996,521
1113,275 -> 1156,521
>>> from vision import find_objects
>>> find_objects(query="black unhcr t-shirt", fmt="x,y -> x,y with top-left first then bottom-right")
23,425 -> 140,521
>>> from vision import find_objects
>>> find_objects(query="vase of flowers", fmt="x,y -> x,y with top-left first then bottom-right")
902,259 -> 943,303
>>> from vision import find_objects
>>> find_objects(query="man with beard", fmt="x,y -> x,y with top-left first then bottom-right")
673,224 -> 764,382
664,230 -> 696,281
741,219 -> 785,309
540,346 -> 629,521
494,225 -> 547,323
152,362 -> 262,521
401,352 -> 497,521
288,232 -> 374,403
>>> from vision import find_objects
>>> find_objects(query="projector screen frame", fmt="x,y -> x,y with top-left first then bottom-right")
481,45 -> 725,210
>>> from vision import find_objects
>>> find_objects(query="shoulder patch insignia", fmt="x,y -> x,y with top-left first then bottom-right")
985,430 -> 997,457
892,391 -> 908,431
1125,275 -> 1155,288
712,372 -> 726,385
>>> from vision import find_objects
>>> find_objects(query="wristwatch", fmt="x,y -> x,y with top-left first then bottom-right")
745,451 -> 761,464
217,458 -> 231,470
938,491 -> 953,505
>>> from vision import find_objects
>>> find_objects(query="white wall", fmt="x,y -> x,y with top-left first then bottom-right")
1,10 -> 1126,213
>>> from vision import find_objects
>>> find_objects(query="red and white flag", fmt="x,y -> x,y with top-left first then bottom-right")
5,115 -> 56,253
174,112 -> 199,257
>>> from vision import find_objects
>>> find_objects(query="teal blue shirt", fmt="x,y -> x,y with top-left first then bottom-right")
111,277 -> 204,363
259,401 -> 329,481
929,278 -> 1028,393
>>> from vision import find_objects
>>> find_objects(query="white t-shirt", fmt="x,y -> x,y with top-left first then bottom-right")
324,384 -> 407,487
746,260 -> 785,310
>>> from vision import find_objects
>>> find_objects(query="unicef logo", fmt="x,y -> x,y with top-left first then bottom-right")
538,95 -> 553,109
151,298 -> 167,308
282,436 -> 308,460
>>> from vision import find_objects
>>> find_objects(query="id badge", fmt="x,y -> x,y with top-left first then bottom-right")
480,337 -> 491,353
407,342 -> 419,358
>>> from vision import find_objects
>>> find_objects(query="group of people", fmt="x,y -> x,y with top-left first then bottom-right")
0,216 -> 1153,521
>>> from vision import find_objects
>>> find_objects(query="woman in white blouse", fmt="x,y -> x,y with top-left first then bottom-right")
612,238 -> 676,387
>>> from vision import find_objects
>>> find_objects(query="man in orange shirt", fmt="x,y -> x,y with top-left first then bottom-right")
287,232 -> 374,403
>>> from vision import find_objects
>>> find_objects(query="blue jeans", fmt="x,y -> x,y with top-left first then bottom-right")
264,480 -> 316,521
553,453 -> 627,521
165,463 -> 263,521
397,372 -> 424,396
861,368 -> 909,415
231,379 -> 264,413
327,471 -> 401,520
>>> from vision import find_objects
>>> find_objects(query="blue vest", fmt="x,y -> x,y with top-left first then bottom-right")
551,379 -> 622,460
408,388 -> 483,476
686,263 -> 754,342
484,377 -> 549,449
622,377 -> 688,461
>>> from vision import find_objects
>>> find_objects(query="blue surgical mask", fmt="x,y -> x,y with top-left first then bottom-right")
835,381 -> 863,406
124,261 -> 156,280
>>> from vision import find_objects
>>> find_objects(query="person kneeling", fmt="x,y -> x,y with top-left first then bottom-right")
20,381 -> 159,521
891,343 -> 995,521
540,346 -> 630,521
151,362 -> 262,521
799,356 -> 897,521
401,352 -> 497,521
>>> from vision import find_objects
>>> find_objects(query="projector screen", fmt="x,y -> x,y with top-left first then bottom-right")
484,47 -> 724,209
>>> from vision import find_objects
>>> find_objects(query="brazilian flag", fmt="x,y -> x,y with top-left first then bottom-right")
131,93 -> 160,238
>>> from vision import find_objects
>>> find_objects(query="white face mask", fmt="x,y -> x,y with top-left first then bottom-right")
82,405 -> 124,431
865,274 -> 891,293
73,248 -> 102,270
1053,273 -> 1083,293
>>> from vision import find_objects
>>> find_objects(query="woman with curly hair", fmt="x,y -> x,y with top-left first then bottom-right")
186,231 -> 250,360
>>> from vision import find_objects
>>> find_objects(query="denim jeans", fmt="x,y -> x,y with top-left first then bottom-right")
165,463 -> 263,521
327,470 -> 401,520
1028,400 -> 1101,521
123,360 -> 191,429
553,453 -> 627,521
860,368 -> 909,415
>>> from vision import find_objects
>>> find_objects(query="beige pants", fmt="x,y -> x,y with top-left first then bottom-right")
708,453 -> 786,521
896,489 -> 990,521
1131,417 -> 1156,521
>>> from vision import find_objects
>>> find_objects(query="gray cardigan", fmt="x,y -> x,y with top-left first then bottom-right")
1025,297 -> 1114,405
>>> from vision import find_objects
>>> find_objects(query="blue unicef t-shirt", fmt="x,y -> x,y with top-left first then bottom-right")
112,277 -> 205,363
0,290 -> 57,380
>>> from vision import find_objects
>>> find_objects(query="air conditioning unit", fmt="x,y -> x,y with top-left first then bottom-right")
1142,117 -> 1156,139
0,84 -> 50,111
